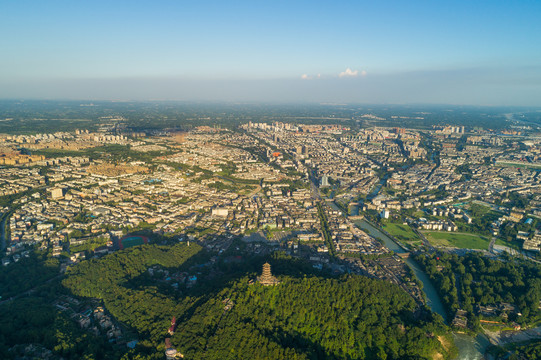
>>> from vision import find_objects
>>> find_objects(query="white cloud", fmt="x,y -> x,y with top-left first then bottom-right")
303,70 -> 365,80
339,68 -> 362,78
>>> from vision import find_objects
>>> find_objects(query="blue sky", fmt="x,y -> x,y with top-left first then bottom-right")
1,0 -> 540,105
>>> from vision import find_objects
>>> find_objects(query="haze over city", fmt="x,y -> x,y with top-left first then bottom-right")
2,2 -> 541,359
1,0 -> 540,105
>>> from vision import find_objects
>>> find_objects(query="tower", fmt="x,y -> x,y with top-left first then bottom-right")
257,262 -> 280,286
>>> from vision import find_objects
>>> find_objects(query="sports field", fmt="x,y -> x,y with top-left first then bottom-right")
119,235 -> 149,249
422,231 -> 490,250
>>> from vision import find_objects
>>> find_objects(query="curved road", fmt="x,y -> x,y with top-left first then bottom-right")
0,213 -> 6,252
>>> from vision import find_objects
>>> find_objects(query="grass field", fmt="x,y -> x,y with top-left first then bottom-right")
383,223 -> 421,242
468,202 -> 493,216
496,162 -> 541,169
422,231 -> 491,250
495,238 -> 523,251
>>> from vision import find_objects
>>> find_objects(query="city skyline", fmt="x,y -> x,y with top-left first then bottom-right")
1,1 -> 540,105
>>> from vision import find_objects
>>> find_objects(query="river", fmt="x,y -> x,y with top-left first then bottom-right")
367,175 -> 388,200
345,213 -> 489,359
453,333 -> 491,360
351,219 -> 448,321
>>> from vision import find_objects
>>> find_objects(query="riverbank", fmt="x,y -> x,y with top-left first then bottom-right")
483,325 -> 541,346
326,200 -> 540,360
350,217 -> 449,322
349,216 -> 492,360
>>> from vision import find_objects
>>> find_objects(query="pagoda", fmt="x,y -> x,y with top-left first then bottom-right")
257,262 -> 280,286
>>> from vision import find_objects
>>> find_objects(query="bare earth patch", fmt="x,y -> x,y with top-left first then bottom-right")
433,335 -> 452,360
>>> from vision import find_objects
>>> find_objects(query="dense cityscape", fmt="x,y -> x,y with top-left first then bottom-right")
0,102 -> 539,359
3,0 -> 541,358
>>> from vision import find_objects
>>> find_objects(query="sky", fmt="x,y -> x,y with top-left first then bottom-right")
0,0 -> 540,105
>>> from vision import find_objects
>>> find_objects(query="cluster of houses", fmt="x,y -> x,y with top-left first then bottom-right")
416,218 -> 458,232
452,303 -> 522,330
520,231 -> 541,252
53,297 -> 124,343
147,265 -> 198,289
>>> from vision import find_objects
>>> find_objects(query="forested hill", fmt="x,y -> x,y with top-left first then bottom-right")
172,276 -> 453,360
63,243 -> 454,359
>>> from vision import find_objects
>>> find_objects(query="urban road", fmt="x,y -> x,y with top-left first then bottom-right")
0,213 -> 6,252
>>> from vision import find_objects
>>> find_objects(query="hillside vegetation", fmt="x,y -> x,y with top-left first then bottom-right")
62,243 -> 453,359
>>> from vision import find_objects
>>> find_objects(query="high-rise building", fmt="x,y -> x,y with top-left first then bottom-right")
320,175 -> 330,187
